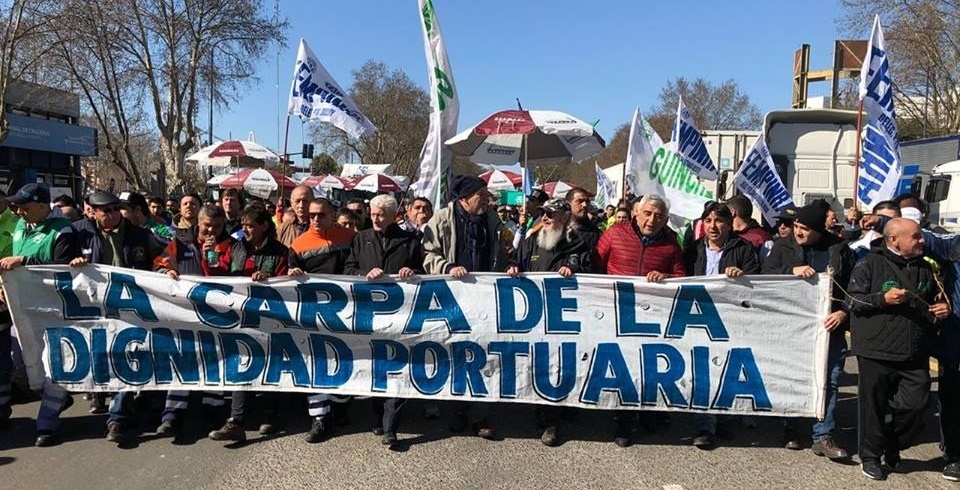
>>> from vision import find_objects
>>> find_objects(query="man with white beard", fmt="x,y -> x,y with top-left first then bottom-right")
507,198 -> 592,446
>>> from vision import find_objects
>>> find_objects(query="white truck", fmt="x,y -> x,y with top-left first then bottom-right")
923,159 -> 960,232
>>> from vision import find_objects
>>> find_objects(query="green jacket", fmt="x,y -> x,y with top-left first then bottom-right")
12,215 -> 76,265
0,207 -> 17,258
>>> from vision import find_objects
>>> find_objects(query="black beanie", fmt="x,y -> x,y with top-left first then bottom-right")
451,175 -> 487,200
795,204 -> 827,234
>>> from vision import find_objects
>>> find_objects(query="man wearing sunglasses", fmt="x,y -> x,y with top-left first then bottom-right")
288,197 -> 357,443
0,183 -> 78,447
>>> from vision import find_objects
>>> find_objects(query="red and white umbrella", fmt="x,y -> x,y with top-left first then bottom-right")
300,174 -> 349,189
479,169 -> 522,191
542,181 -> 575,198
219,168 -> 299,198
445,110 -> 605,166
187,139 -> 281,168
347,174 -> 407,193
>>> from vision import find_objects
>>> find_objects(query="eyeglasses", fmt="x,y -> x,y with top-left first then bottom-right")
308,212 -> 327,220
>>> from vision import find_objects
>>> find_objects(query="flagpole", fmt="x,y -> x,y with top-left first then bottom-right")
852,99 -> 864,210
281,114 -> 291,195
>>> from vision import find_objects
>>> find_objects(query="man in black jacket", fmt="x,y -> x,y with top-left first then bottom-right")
847,217 -> 949,480
762,202 -> 855,459
506,198 -> 591,447
344,194 -> 424,446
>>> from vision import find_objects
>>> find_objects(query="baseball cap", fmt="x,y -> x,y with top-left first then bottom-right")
7,183 -> 51,205
540,198 -> 570,215
118,191 -> 148,211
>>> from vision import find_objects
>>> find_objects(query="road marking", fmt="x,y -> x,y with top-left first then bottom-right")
663,485 -> 685,490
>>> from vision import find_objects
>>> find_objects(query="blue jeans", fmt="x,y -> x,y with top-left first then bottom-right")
785,335 -> 846,442
107,391 -> 137,425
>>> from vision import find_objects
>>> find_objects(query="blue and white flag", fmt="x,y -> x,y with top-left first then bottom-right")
595,164 -> 616,208
733,137 -> 794,225
857,15 -> 902,209
287,39 -> 376,139
522,164 -> 533,196
670,96 -> 717,181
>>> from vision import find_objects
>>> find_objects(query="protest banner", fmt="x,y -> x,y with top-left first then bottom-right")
287,39 -> 376,139
3,266 -> 830,418
857,15 -> 902,209
413,0 -> 459,207
632,144 -> 715,221
734,137 -> 795,225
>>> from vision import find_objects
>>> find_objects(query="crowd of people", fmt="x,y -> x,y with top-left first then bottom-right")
0,176 -> 957,483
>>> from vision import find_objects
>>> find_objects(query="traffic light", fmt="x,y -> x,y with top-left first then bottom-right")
302,144 -> 314,159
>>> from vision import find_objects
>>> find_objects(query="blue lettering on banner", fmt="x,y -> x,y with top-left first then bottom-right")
488,341 -> 529,398
451,341 -> 489,397
110,327 -> 152,385
47,328 -> 89,383
615,281 -> 661,336
309,334 -> 353,389
189,282 -> 239,329
56,272 -> 101,319
296,282 -> 349,332
241,285 -> 297,328
665,285 -> 729,341
410,341 -> 451,395
105,272 -> 158,321
641,343 -> 688,407
371,339 -> 408,392
532,342 -> 577,402
151,328 -> 200,385
352,283 -> 404,334
543,277 -> 581,334
403,279 -> 470,334
221,333 -> 266,385
714,348 -> 772,410
580,343 -> 639,405
90,328 -> 110,385
496,277 -> 543,333
264,332 -> 311,387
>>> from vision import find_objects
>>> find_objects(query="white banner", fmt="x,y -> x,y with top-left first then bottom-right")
670,96 -> 717,181
287,39 -> 376,139
734,137 -> 795,225
4,266 -> 830,417
413,0 -> 459,207
857,15 -> 902,209
594,163 -> 616,208
624,108 -> 663,197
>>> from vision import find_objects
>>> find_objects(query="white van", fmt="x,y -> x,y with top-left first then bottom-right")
924,159 -> 960,232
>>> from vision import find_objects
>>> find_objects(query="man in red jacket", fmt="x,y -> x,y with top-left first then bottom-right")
595,194 -> 685,447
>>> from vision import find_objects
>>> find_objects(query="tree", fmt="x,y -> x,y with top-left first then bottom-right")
308,60 -> 429,182
0,0 -> 59,144
310,153 -> 340,176
52,0 -> 287,196
840,0 -> 960,138
647,77 -> 763,138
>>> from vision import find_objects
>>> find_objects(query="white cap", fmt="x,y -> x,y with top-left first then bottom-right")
900,207 -> 922,224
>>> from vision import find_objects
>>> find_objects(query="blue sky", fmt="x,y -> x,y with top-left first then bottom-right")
216,0 -> 855,160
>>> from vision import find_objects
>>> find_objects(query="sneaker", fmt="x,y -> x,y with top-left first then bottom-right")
304,416 -> 330,444
884,453 -> 903,473
693,430 -> 716,449
35,430 -> 59,447
89,393 -> 108,414
540,426 -> 559,447
782,427 -> 802,450
475,422 -> 496,440
811,436 -> 848,460
944,461 -> 960,482
155,420 -> 178,437
861,460 -> 886,481
372,425 -> 384,436
382,432 -> 398,446
106,421 -> 124,443
209,419 -> 246,442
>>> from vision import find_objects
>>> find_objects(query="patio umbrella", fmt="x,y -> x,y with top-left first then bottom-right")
445,110 -> 605,166
300,174 -> 349,189
219,168 -> 299,198
186,139 -> 281,168
347,174 -> 407,193
542,181 -> 575,198
479,169 -> 522,191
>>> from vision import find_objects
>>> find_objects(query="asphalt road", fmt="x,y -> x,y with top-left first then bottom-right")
0,362 -> 955,490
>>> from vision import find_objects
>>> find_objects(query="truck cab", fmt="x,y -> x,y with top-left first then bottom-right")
925,160 -> 960,232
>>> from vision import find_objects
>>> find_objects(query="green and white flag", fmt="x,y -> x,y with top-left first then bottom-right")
623,108 -> 662,197
414,0 -> 459,207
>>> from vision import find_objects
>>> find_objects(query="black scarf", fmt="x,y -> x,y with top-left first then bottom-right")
454,202 -> 490,272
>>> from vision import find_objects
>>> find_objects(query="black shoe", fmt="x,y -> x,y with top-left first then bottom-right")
884,453 -> 903,473
613,419 -> 632,448
693,430 -> 716,449
35,430 -> 59,447
540,426 -> 559,447
943,461 -> 960,482
861,460 -> 886,481
782,427 -> 802,450
372,425 -> 384,436
382,432 -> 398,446
449,413 -> 468,433
304,416 -> 331,444
106,421 -> 124,443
